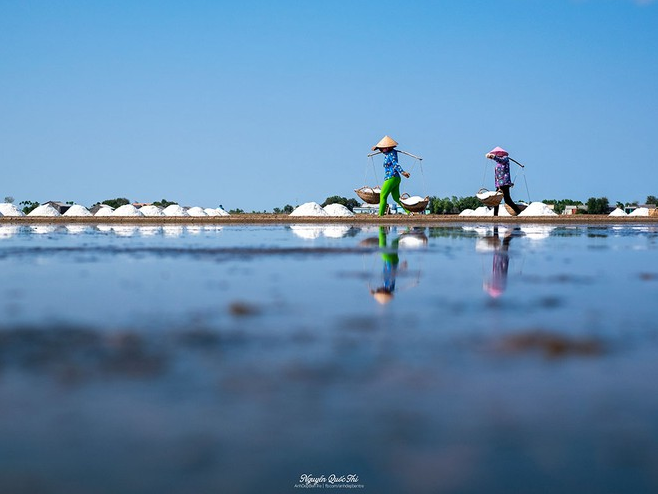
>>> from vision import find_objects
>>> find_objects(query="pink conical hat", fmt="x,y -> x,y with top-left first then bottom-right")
489,146 -> 509,157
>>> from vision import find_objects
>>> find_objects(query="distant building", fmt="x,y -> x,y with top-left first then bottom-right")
43,201 -> 71,214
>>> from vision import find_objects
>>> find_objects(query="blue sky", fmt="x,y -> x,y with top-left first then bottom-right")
1,0 -> 657,211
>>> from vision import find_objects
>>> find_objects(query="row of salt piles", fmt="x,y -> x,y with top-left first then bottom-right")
17,203 -> 230,217
289,202 -> 355,216
460,202 -> 558,217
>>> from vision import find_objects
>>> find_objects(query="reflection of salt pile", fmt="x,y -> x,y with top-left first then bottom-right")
519,202 -> 558,216
521,225 -> 555,240
608,208 -> 627,217
290,225 -> 324,239
186,207 -> 208,217
28,204 -> 61,216
113,205 -> 144,217
32,225 -> 58,234
112,226 -> 137,236
95,206 -> 114,216
163,226 -> 184,237
0,203 -> 25,216
0,226 -> 20,237
139,205 -> 165,217
399,234 -> 428,249
290,202 -> 329,216
138,226 -> 163,236
322,225 -> 352,238
63,205 -> 93,216
66,225 -> 88,234
629,207 -> 649,217
323,204 -> 355,217
163,205 -> 189,217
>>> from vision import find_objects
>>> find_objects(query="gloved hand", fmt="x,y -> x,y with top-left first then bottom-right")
402,171 -> 410,178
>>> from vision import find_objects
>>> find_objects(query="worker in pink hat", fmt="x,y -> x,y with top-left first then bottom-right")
485,146 -> 522,216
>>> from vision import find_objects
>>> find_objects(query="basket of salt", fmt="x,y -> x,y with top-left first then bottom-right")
504,203 -> 528,216
476,188 -> 503,207
400,193 -> 429,213
355,186 -> 381,205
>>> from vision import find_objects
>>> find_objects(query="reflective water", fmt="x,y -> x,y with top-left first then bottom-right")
1,223 -> 657,493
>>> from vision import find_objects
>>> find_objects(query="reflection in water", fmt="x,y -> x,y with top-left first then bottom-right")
112,226 -> 138,237
290,225 -> 356,239
162,226 -> 184,237
482,226 -> 521,298
368,227 -> 425,304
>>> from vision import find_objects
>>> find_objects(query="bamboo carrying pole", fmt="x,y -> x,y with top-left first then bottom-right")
367,149 -> 423,160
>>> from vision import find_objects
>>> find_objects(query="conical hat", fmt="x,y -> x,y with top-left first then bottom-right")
489,146 -> 509,157
372,135 -> 398,151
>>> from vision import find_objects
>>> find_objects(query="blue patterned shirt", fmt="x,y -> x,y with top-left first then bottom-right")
492,155 -> 513,188
382,150 -> 405,180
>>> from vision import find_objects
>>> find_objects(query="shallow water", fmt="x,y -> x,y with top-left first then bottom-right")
1,223 -> 657,493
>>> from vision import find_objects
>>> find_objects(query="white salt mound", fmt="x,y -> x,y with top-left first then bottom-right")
163,205 -> 189,217
290,202 -> 329,216
476,190 -> 502,202
629,207 -> 649,217
0,203 -> 25,216
471,206 -> 494,217
608,208 -> 627,217
204,208 -> 222,216
63,204 -> 92,217
113,205 -> 144,217
323,203 -> 355,217
518,202 -> 558,216
186,207 -> 208,217
28,204 -> 61,217
459,209 -> 475,216
216,208 -> 230,216
139,205 -> 165,217
361,187 -> 381,194
95,207 -> 114,217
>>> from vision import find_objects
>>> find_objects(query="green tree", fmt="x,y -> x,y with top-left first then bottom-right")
98,197 -> 130,209
586,197 -> 609,215
4,196 -> 14,204
273,204 -> 294,214
646,196 -> 658,205
19,200 -> 39,214
153,198 -> 177,208
229,208 -> 245,214
428,195 -> 479,214
321,195 -> 360,212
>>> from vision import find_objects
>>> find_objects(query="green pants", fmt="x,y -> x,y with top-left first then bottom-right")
379,176 -> 406,216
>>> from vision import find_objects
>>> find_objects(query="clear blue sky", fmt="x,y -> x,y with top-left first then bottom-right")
1,0 -> 657,211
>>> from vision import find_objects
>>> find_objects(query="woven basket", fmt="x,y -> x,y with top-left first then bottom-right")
476,188 -> 503,207
355,186 -> 381,205
400,193 -> 429,213
649,208 -> 658,217
505,203 -> 528,216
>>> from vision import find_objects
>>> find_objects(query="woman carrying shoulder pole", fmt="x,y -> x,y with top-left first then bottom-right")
371,135 -> 411,216
485,146 -> 522,216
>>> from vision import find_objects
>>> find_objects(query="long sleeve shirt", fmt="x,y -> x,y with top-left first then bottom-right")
382,150 -> 405,181
492,155 -> 513,188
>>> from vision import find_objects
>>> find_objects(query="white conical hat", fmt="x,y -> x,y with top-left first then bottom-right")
372,135 -> 398,151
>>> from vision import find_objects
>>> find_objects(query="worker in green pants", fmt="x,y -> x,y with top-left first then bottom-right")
371,135 -> 410,216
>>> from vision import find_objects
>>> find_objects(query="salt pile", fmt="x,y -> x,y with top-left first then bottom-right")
163,205 -> 189,217
323,203 -> 355,217
63,204 -> 92,217
476,190 -> 502,203
113,205 -> 144,217
28,204 -> 61,217
204,208 -> 222,216
608,208 -> 627,217
629,207 -> 649,217
0,203 -> 25,216
518,202 -> 558,216
95,207 -> 114,217
139,205 -> 165,217
186,207 -> 208,217
459,209 -> 475,216
290,202 -> 329,216
216,208 -> 230,216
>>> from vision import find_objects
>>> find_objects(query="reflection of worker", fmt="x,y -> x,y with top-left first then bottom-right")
372,136 -> 411,216
483,226 -> 518,298
371,227 -> 402,304
485,146 -> 522,216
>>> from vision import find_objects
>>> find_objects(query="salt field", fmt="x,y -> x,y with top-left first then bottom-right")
1,222 -> 658,493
